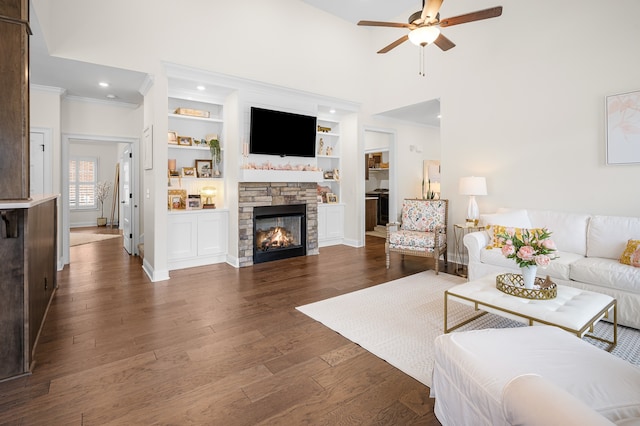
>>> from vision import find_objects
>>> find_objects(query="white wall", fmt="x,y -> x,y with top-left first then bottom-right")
368,0 -> 640,223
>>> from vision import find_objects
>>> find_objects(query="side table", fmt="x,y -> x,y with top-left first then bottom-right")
453,223 -> 483,277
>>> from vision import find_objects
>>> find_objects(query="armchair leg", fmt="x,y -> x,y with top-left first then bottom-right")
385,243 -> 390,269
435,253 -> 440,275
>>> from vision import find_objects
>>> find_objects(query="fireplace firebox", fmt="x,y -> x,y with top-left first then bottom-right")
253,204 -> 307,264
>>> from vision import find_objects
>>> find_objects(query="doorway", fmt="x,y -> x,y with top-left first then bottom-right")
363,128 -> 396,244
61,134 -> 139,266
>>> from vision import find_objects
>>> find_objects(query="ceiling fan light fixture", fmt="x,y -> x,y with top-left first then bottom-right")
408,26 -> 440,46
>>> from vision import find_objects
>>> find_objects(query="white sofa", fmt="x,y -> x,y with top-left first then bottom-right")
463,209 -> 640,329
431,326 -> 640,425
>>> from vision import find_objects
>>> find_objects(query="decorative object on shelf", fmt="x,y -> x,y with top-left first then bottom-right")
318,125 -> 331,133
174,107 -> 210,118
458,176 -> 487,225
326,145 -> 333,156
187,194 -> 202,210
168,158 -> 177,175
178,135 -> 192,146
195,159 -> 213,178
494,227 -> 557,289
95,181 -> 112,226
181,167 -> 196,177
424,180 -> 440,200
326,193 -> 338,204
333,169 -> 340,181
496,273 -> 557,300
208,137 -> 222,176
168,131 -> 178,145
317,138 -> 324,155
168,189 -> 187,210
201,187 -> 217,209
242,141 -> 249,167
317,195 -> 323,204
323,170 -> 334,180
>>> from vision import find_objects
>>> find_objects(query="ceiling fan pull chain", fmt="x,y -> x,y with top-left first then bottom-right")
419,46 -> 426,77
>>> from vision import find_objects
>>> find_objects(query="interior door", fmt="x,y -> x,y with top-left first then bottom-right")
121,147 -> 133,254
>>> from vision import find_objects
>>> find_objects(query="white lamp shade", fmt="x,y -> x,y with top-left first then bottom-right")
408,26 -> 441,46
459,176 -> 487,196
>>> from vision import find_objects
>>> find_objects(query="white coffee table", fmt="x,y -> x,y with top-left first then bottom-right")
444,272 -> 617,349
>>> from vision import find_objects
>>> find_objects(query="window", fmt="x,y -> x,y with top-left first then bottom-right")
69,157 -> 98,210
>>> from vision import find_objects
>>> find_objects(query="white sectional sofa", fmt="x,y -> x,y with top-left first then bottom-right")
431,326 -> 640,425
463,208 -> 640,329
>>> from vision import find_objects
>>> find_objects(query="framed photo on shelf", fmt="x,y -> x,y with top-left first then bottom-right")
187,195 -> 202,210
326,193 -> 338,204
177,135 -> 193,146
167,189 -> 187,210
181,167 -> 196,177
195,159 -> 213,178
168,131 -> 178,145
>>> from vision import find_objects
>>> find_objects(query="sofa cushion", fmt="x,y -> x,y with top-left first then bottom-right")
480,209 -> 532,228
480,248 -> 580,281
620,239 -> 640,267
570,257 -> 640,295
388,230 -> 444,252
527,209 -> 590,256
587,215 -> 640,260
487,225 -> 544,249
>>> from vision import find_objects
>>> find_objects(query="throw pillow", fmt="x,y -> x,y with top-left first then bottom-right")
486,226 -> 545,249
620,239 -> 640,268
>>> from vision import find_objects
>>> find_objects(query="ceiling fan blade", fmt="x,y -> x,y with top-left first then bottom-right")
439,6 -> 503,27
421,0 -> 444,23
377,35 -> 409,54
358,20 -> 412,29
433,33 -> 455,51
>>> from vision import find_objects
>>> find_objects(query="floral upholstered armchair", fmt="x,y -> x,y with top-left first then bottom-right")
385,199 -> 448,274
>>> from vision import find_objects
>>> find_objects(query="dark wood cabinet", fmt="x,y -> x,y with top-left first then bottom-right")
0,0 -> 30,200
366,198 -> 377,231
0,0 -> 57,381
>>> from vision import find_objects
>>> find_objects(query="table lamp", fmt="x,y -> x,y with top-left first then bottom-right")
459,176 -> 487,225
201,186 -> 217,209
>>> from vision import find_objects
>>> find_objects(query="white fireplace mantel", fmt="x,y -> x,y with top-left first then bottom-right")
238,169 -> 323,183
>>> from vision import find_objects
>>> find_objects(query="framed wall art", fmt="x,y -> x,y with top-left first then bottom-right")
195,159 -> 213,178
178,135 -> 193,146
181,167 -> 196,177
168,189 -> 187,210
606,89 -> 640,165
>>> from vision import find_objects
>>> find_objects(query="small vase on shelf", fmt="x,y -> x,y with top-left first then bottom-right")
520,265 -> 537,289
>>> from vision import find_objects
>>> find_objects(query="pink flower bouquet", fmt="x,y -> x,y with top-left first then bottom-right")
495,227 -> 557,268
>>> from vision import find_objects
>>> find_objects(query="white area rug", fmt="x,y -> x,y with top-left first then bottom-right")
297,271 -> 640,388
70,232 -> 120,247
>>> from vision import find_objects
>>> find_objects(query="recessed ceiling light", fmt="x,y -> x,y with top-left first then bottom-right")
106,94 -> 117,99
99,82 -> 109,88
329,109 -> 336,114
197,85 -> 206,91
437,114 -> 442,119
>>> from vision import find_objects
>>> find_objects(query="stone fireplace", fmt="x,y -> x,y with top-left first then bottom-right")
238,182 -> 318,266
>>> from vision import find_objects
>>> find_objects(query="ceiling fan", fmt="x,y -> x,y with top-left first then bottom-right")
357,0 -> 503,54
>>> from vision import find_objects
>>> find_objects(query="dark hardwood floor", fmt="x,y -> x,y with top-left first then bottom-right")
0,232 -> 453,425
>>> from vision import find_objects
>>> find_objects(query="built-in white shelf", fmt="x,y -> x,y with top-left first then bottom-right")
238,169 -> 323,183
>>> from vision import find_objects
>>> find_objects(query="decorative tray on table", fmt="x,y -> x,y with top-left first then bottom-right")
496,273 -> 557,300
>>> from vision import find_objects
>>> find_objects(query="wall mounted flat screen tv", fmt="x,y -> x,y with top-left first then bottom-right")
250,107 -> 317,158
